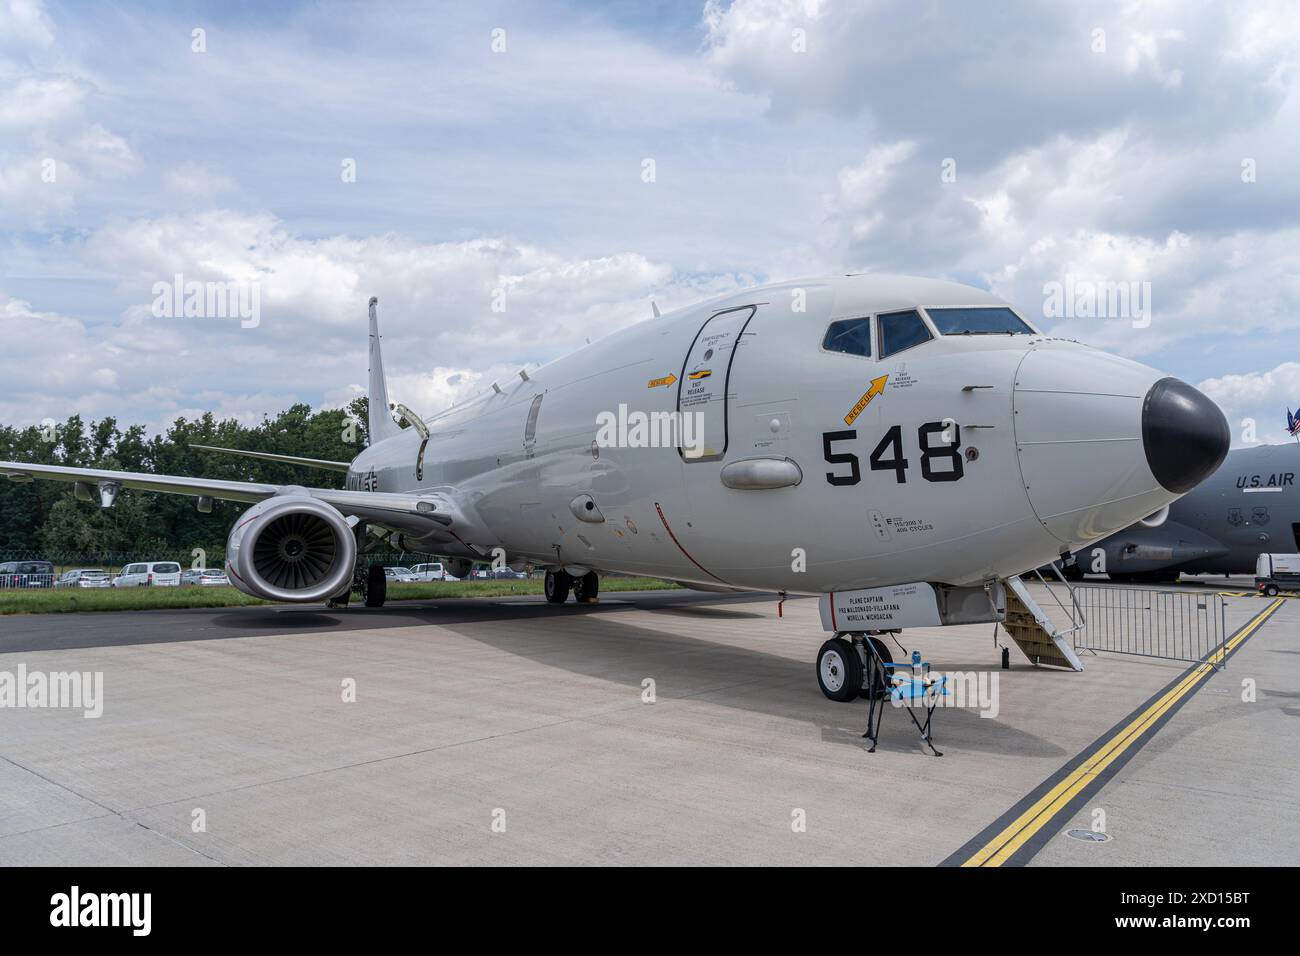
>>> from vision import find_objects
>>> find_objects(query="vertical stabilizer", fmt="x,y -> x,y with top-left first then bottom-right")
368,297 -> 400,444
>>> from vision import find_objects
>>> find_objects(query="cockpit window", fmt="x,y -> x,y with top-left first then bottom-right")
877,310 -> 932,358
822,317 -> 872,357
927,306 -> 1033,335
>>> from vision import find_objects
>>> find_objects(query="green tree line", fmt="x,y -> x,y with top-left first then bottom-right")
0,399 -> 371,564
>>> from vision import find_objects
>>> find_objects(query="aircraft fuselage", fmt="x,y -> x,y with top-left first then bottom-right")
346,275 -> 1209,594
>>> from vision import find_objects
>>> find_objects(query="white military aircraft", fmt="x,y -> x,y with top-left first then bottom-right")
1,275 -> 1229,699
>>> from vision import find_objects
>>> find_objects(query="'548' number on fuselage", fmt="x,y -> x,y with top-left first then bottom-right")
823,422 -> 963,486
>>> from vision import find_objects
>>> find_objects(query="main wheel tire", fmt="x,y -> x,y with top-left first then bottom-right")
858,635 -> 893,700
816,637 -> 862,703
573,572 -> 599,602
364,563 -> 387,608
544,569 -> 572,604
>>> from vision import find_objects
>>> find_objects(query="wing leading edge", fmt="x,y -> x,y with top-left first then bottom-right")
0,460 -> 459,537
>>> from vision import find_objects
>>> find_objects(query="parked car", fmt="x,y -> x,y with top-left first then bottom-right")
383,566 -> 418,583
182,568 -> 231,587
408,562 -> 449,582
488,567 -> 529,580
112,562 -> 183,588
56,568 -> 111,589
0,560 -> 56,589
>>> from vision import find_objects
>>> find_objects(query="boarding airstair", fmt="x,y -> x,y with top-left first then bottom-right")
1000,570 -> 1085,671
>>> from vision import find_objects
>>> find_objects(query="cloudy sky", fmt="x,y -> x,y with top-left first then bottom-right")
3,0 -> 1298,445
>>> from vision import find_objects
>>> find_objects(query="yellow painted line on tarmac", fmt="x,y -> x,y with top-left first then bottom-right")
959,597 -> 1284,867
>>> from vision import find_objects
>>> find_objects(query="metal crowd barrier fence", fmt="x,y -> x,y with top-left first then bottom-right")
1073,585 -> 1228,667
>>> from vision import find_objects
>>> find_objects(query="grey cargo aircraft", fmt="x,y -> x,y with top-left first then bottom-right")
1,275 -> 1230,698
1060,441 -> 1300,583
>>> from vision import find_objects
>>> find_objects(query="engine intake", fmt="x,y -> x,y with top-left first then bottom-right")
226,496 -> 355,602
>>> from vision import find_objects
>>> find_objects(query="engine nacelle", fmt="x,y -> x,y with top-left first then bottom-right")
1138,505 -> 1171,528
444,557 -> 474,579
226,495 -> 356,602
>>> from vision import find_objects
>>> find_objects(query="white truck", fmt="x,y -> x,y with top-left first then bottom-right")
1255,553 -> 1300,596
408,562 -> 449,582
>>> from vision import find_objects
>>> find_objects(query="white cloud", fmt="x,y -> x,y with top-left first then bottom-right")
2,0 -> 1299,453
83,211 -> 676,350
0,0 -> 54,53
0,5 -> 136,226
1198,362 -> 1300,447
0,76 -> 84,128
1123,30 -> 1185,89
833,140 -> 915,210
702,0 -> 1295,140
2,211 -> 741,431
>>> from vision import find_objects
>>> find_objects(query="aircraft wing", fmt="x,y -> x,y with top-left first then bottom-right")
1,460 -> 276,503
0,460 -> 460,536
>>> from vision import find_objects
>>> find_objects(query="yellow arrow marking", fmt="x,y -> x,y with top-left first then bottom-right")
843,375 -> 889,426
647,374 -> 678,388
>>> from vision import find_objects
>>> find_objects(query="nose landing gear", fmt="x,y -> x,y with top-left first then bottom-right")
816,637 -> 860,702
815,633 -> 892,702
817,632 -> 945,756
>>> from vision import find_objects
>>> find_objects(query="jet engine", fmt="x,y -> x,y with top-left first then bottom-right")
225,493 -> 356,602
444,557 -> 474,579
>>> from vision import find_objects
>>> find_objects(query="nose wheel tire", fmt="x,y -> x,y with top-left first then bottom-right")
364,563 -> 387,608
545,569 -> 572,604
573,572 -> 599,602
816,637 -> 863,702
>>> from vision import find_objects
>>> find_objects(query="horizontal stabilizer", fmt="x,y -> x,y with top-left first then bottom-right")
190,444 -> 351,473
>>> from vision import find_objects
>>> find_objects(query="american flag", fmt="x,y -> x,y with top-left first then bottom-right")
1288,408 -> 1300,438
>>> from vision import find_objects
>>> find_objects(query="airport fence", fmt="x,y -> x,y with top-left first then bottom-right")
1073,585 -> 1228,667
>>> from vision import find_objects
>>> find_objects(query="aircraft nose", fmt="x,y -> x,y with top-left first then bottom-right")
1141,377 -> 1230,494
1012,345 -> 1226,547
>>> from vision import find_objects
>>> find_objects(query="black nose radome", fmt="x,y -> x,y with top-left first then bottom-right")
1142,377 -> 1230,494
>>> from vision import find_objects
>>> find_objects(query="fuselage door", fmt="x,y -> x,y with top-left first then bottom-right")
524,393 -> 543,459
676,305 -> 757,462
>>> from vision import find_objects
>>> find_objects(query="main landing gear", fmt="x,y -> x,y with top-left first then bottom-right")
364,563 -> 387,607
815,632 -> 892,702
545,569 -> 599,604
327,523 -> 387,609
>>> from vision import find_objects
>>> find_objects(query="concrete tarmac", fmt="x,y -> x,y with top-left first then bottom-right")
0,583 -> 1294,865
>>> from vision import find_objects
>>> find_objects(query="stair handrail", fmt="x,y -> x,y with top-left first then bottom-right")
1028,562 -> 1086,639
